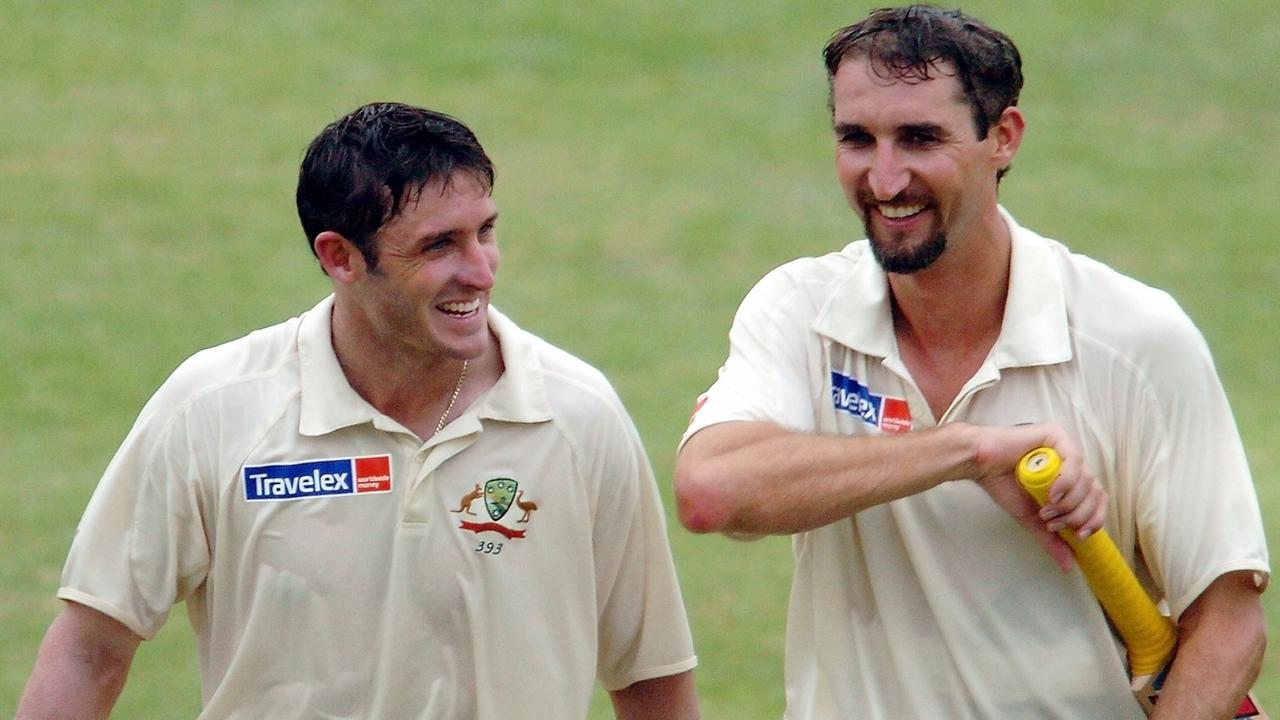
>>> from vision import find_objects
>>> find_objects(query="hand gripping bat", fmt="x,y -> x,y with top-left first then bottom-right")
1016,447 -> 1267,719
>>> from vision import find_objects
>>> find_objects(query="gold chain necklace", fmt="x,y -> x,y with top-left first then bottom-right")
433,359 -> 469,436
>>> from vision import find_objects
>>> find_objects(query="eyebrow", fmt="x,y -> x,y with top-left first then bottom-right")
898,123 -> 950,138
422,212 -> 500,245
833,122 -> 867,137
832,122 -> 952,139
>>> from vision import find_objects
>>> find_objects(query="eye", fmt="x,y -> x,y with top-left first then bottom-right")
902,129 -> 942,147
839,129 -> 874,148
422,236 -> 452,253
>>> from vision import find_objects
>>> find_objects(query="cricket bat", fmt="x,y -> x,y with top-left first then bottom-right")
1016,447 -> 1267,719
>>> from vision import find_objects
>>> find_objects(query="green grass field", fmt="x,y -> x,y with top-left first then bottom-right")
3,1 -> 1276,716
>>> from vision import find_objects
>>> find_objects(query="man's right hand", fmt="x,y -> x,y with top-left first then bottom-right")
967,423 -> 1108,572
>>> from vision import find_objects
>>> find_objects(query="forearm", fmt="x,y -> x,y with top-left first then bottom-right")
675,421 -> 980,535
1149,571 -> 1266,720
18,664 -> 126,719
608,671 -> 699,720
17,603 -> 141,720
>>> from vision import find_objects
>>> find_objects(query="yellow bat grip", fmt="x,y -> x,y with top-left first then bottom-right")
1016,448 -> 1177,677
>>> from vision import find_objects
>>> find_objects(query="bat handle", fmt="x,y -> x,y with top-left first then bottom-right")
1017,448 -> 1269,719
1015,448 -> 1177,676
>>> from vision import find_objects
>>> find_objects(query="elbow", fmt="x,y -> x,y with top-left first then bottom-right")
673,460 -> 735,534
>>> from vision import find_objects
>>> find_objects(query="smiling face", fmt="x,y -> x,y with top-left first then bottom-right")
832,57 -> 1019,275
343,172 -> 500,365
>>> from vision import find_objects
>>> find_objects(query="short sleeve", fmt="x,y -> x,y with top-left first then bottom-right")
1126,308 -> 1269,619
682,266 -> 819,447
589,401 -> 697,690
58,374 -> 212,640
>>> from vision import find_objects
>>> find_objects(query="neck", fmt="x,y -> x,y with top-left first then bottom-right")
887,207 -> 1013,420
329,306 -> 498,438
888,207 -> 1012,352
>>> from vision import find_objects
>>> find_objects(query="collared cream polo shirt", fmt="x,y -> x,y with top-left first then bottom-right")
61,295 -> 695,719
684,210 -> 1268,719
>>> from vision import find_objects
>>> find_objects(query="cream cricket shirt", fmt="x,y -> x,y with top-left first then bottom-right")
61,295 -> 695,719
684,210 -> 1269,719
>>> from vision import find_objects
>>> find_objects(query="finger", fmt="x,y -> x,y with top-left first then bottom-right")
1040,457 -> 1095,519
1044,453 -> 1086,504
1040,475 -> 1088,524
1039,478 -> 1086,528
1050,482 -> 1107,537
1076,486 -> 1108,539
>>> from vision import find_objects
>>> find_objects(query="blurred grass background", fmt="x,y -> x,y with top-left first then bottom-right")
2,1 -> 1275,716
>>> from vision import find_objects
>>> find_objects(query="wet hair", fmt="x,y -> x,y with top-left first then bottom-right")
296,102 -> 495,271
823,4 -> 1023,142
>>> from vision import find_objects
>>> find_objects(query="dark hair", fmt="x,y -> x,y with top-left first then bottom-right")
823,5 -> 1022,143
296,102 -> 495,271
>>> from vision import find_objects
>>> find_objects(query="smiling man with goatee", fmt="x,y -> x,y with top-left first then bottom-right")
675,5 -> 1268,719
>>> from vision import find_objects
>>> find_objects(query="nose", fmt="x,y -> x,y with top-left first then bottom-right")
867,145 -> 910,201
457,237 -> 497,290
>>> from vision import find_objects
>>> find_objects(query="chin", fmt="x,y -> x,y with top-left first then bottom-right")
453,333 -> 493,361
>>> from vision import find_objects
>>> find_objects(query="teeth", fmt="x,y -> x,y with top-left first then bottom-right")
440,299 -> 481,314
880,204 -> 925,219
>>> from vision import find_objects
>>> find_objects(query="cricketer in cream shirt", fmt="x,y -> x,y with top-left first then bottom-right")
682,210 -> 1269,719
60,295 -> 696,719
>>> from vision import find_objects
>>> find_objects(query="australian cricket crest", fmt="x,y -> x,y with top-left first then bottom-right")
452,477 -> 539,540
484,478 -> 517,521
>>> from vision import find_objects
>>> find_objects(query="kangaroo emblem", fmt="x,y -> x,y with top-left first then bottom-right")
456,479 -> 540,540
451,483 -> 483,515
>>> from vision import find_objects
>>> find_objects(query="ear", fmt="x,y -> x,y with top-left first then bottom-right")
313,231 -> 366,283
990,105 -> 1025,171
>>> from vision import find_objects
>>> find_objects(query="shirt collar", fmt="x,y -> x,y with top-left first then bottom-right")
298,294 -> 381,436
297,295 -> 553,438
992,208 -> 1073,368
810,237 -> 896,358
475,307 -> 555,425
811,206 -> 1072,369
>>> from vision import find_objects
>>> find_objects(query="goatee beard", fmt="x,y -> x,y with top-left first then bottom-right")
867,227 -> 947,274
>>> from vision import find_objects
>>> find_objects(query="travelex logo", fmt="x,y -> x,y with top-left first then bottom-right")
243,455 -> 392,502
830,371 -> 912,434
